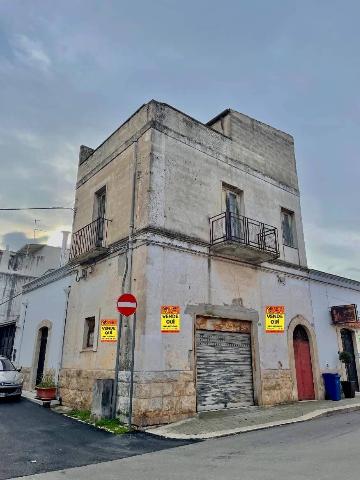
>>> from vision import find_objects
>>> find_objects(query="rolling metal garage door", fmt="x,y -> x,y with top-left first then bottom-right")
196,330 -> 254,411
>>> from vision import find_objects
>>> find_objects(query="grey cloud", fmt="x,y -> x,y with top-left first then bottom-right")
0,0 -> 359,280
2,231 -> 49,251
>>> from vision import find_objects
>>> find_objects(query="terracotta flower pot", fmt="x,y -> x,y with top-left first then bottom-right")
35,387 -> 57,401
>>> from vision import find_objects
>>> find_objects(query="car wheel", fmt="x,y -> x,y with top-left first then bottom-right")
14,395 -> 22,402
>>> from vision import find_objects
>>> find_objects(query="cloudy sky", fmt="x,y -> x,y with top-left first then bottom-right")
0,0 -> 359,279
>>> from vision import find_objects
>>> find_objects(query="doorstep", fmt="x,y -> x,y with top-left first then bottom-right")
146,398 -> 360,440
21,389 -> 60,408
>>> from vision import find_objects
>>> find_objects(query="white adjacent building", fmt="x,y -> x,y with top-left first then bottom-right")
0,243 -> 66,359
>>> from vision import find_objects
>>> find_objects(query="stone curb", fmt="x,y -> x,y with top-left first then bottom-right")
146,403 -> 360,440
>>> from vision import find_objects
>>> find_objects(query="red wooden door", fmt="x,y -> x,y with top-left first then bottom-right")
293,329 -> 315,400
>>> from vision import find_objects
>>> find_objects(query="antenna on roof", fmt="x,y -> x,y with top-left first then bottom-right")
33,219 -> 42,241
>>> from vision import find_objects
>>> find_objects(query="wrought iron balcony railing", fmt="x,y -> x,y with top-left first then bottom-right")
210,212 -> 279,260
69,217 -> 111,262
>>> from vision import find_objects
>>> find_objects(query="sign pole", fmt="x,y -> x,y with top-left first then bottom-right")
115,293 -> 137,427
128,312 -> 137,429
112,313 -> 122,418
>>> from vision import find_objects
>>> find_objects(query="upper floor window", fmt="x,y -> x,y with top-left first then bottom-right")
94,186 -> 106,219
94,186 -> 106,244
84,316 -> 95,349
281,209 -> 296,248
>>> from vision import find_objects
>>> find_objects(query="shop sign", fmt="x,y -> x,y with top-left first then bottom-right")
100,319 -> 118,342
265,306 -> 285,333
161,306 -> 180,333
330,304 -> 358,325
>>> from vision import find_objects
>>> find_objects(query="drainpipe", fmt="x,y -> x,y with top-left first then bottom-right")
60,231 -> 70,267
58,286 -> 71,396
112,139 -> 138,418
16,300 -> 28,367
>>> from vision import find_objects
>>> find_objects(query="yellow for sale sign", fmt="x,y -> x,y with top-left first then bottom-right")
161,306 -> 180,333
100,319 -> 118,342
265,306 -> 285,333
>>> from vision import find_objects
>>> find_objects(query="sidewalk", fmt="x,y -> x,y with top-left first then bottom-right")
22,389 -> 60,407
146,397 -> 360,440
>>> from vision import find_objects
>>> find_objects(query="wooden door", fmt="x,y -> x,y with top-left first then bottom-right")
36,327 -> 48,385
293,326 -> 315,400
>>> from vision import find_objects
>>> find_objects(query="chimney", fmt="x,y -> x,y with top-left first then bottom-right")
79,145 -> 94,165
60,231 -> 70,267
0,246 -> 11,272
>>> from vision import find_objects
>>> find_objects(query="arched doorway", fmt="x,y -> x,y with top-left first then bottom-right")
293,325 -> 315,400
35,327 -> 48,385
340,329 -> 359,391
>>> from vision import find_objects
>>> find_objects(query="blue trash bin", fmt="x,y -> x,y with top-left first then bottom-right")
322,373 -> 341,401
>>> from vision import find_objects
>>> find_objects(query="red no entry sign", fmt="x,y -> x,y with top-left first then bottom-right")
117,293 -> 137,316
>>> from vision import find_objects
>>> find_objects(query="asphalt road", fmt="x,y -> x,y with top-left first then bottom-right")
13,408 -> 360,480
0,398 -> 192,480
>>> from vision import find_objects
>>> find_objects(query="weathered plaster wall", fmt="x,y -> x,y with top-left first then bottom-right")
77,103 -> 152,183
149,108 -> 307,267
135,243 -> 316,418
72,130 -> 152,246
61,257 -> 121,372
210,110 -> 299,190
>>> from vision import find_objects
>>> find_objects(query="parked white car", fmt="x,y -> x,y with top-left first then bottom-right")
0,356 -> 23,400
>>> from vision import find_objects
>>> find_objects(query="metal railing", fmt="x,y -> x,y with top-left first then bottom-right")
210,212 -> 279,256
69,217 -> 111,261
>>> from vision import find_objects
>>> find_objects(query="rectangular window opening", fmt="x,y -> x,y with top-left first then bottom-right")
94,186 -> 106,245
281,209 -> 296,248
84,317 -> 95,349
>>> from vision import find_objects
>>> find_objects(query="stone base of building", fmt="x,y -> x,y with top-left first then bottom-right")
261,369 -> 294,405
58,367 -> 301,425
117,370 -> 196,427
59,368 -> 115,410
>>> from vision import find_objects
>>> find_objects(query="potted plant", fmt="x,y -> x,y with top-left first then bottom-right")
35,370 -> 57,401
338,351 -> 356,398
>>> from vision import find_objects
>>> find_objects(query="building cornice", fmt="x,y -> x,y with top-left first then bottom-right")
22,265 -> 76,293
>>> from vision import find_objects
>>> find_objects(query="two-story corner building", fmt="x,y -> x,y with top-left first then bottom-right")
0,243 -> 64,360
60,100 -> 331,426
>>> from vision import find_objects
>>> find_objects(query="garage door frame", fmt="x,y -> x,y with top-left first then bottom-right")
195,322 -> 254,411
186,304 -> 261,409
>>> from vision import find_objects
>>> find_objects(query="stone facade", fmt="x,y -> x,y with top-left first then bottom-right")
129,371 -> 196,427
59,368 -> 114,410
261,369 -> 294,405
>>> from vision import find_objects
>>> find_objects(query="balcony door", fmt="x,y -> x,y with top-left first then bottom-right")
94,187 -> 106,245
224,188 -> 243,241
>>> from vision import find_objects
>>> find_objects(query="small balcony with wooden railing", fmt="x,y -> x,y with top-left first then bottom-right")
69,217 -> 111,264
210,212 -> 279,264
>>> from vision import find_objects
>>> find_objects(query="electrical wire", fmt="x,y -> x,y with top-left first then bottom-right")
0,207 -> 73,211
